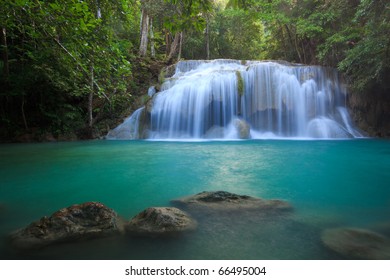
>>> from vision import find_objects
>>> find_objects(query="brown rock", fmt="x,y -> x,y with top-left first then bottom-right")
171,191 -> 292,212
125,207 -> 197,237
10,202 -> 122,250
234,119 -> 251,139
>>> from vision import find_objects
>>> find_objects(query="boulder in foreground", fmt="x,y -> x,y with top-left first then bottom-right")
125,207 -> 197,237
171,191 -> 292,212
321,227 -> 390,259
10,202 -> 122,250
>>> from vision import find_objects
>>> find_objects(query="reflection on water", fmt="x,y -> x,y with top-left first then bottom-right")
0,139 -> 389,259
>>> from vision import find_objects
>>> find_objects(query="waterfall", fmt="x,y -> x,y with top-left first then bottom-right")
107,59 -> 363,140
106,107 -> 144,140
148,86 -> 156,97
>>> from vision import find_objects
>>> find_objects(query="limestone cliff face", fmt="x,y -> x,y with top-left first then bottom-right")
348,88 -> 390,138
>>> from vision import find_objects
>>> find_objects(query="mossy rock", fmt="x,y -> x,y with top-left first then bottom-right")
159,64 -> 177,84
125,207 -> 197,237
9,202 -> 123,250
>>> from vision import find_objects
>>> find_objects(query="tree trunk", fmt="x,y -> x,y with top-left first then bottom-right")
278,24 -> 289,56
167,32 -> 180,63
301,40 -> 306,64
165,30 -> 171,56
21,95 -> 28,130
150,18 -> 155,58
139,9 -> 149,56
1,27 -> 9,81
95,0 -> 102,19
178,32 -> 183,60
206,18 -> 210,60
88,65 -> 94,128
52,37 -> 109,102
284,24 -> 302,63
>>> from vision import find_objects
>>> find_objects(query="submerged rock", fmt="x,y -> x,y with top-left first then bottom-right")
125,207 -> 197,237
369,222 -> 390,237
0,204 -> 5,216
171,191 -> 292,212
321,227 -> 390,259
10,202 -> 122,250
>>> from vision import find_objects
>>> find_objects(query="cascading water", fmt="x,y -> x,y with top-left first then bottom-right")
106,107 -> 145,140
107,59 -> 363,140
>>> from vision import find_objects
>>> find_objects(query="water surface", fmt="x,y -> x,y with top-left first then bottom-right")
0,139 -> 389,259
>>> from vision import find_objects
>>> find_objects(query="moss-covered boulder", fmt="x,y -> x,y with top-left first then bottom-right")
125,207 -> 197,237
10,202 -> 123,250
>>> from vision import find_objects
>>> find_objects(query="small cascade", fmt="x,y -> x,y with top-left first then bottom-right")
107,59 -> 363,140
106,107 -> 144,140
147,86 -> 156,97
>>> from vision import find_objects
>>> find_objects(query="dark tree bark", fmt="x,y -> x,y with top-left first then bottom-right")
150,18 -> 155,57
139,9 -> 149,56
206,18 -> 210,60
167,32 -> 181,63
1,27 -> 9,81
21,95 -> 28,130
178,32 -> 183,60
88,65 -> 94,128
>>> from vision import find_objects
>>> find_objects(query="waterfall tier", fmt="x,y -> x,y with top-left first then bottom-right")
108,60 -> 363,140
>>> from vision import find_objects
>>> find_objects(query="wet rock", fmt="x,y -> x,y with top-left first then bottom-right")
321,227 -> 390,259
234,119 -> 251,139
171,191 -> 292,212
125,207 -> 197,237
159,64 -> 177,83
10,202 -> 122,250
348,89 -> 390,138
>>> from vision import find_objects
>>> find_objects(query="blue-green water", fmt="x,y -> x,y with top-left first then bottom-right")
0,139 -> 389,259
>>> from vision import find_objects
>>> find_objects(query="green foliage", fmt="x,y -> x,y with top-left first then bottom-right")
338,0 -> 390,92
164,0 -> 213,33
211,8 -> 265,60
181,5 -> 265,60
236,71 -> 244,96
0,0 -> 137,139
